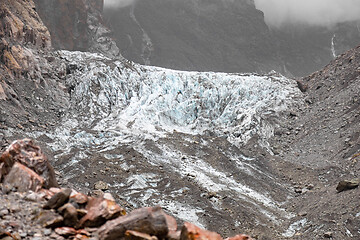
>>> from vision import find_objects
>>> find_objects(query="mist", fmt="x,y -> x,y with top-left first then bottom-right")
254,0 -> 360,28
104,0 -> 136,9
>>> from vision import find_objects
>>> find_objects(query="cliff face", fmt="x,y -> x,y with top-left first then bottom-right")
273,21 -> 360,77
0,0 -> 68,146
103,0 -> 360,77
104,0 -> 283,74
0,0 -> 51,76
34,0 -> 121,58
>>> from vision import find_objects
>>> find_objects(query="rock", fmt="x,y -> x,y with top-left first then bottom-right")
43,229 -> 52,236
3,162 -> 44,192
44,188 -> 72,209
125,230 -> 158,240
0,139 -> 58,188
298,211 -> 308,217
97,206 -> 169,240
55,227 -> 77,237
91,189 -> 104,198
103,193 -> 115,202
168,231 -> 181,240
36,210 -> 64,228
180,222 -> 223,240
0,208 -> 9,217
324,231 -> 333,238
336,179 -> 360,192
94,181 -> 109,191
58,203 -> 79,227
165,214 -> 178,237
78,197 -> 126,228
70,191 -> 88,205
25,191 -> 44,202
225,234 -> 253,240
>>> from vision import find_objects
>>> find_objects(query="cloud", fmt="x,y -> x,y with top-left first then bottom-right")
254,0 -> 360,28
104,0 -> 137,9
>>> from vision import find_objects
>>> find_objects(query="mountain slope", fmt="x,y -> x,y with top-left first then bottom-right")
269,44 -> 360,239
104,0 -> 283,74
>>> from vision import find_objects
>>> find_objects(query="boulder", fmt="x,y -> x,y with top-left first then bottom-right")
78,197 -> 126,228
3,162 -> 44,192
44,188 -> 72,209
94,180 -> 109,191
58,203 -> 79,226
336,179 -> 360,192
36,210 -> 64,228
70,191 -> 89,205
0,139 -> 58,188
97,206 -> 170,240
180,222 -> 223,240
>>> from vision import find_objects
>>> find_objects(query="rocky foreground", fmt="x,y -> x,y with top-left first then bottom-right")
0,139 -> 252,240
1,0 -> 360,239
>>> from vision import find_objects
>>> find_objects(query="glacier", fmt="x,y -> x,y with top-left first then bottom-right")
31,50 -> 303,232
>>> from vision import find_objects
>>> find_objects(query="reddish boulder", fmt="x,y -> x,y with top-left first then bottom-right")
180,222 -> 223,240
78,197 -> 126,228
97,206 -> 170,240
0,139 -> 58,188
3,162 -> 44,192
70,191 -> 89,205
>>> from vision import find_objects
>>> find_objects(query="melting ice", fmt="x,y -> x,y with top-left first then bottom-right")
36,50 -> 302,229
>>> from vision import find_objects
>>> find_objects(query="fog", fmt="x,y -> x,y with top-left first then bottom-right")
104,0 -> 136,9
254,0 -> 360,28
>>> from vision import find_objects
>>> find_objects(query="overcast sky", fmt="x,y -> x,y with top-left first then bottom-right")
104,0 -> 135,9
254,0 -> 360,28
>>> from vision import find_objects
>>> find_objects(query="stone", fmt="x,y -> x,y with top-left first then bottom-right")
225,235 -> 253,240
125,230 -> 158,240
58,203 -> 79,226
44,188 -> 72,209
36,210 -> 64,228
78,196 -> 126,228
43,229 -> 52,236
70,191 -> 88,205
168,231 -> 181,240
165,214 -> 178,237
180,222 -> 223,240
94,181 -> 109,191
0,139 -> 58,188
0,208 -> 9,217
336,179 -> 360,192
3,162 -> 44,192
25,191 -> 44,202
55,227 -> 77,237
97,206 -> 169,240
324,231 -> 333,238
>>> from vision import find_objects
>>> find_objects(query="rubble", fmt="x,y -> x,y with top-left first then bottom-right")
0,139 -> 58,188
0,139 -> 255,240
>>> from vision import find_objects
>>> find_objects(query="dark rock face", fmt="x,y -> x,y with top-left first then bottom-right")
104,0 -> 283,74
273,22 -> 360,77
34,0 -> 121,58
0,0 -> 69,140
104,0 -> 360,76
33,0 -> 89,51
